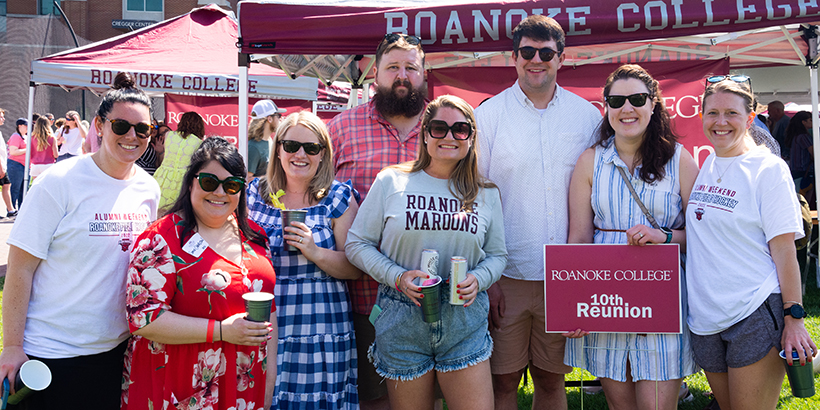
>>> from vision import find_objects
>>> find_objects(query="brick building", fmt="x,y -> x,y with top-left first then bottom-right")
0,0 -> 235,138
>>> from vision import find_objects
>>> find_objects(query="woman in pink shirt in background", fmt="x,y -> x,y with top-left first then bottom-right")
29,117 -> 58,179
7,118 -> 27,215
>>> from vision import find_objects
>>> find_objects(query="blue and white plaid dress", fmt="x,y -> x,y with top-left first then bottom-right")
247,179 -> 359,409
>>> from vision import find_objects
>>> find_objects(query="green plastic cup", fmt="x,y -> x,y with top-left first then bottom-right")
281,210 -> 307,252
780,349 -> 816,398
243,292 -> 274,322
416,276 -> 442,323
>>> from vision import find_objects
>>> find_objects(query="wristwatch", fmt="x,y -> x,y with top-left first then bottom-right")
784,304 -> 806,319
660,227 -> 673,244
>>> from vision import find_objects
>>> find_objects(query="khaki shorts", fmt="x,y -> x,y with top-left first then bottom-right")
489,276 -> 572,375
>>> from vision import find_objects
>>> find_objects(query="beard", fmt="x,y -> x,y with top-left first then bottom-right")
373,79 -> 428,118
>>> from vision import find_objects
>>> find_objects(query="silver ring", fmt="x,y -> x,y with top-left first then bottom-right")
299,237 -> 303,243
639,233 -> 644,238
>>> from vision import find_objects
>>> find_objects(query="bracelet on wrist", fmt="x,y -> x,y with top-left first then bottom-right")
395,272 -> 405,292
206,319 -> 215,343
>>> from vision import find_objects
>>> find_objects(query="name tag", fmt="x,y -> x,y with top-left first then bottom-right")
182,233 -> 209,257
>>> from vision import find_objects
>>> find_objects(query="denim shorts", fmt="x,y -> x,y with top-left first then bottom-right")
368,284 -> 493,381
691,293 -> 784,373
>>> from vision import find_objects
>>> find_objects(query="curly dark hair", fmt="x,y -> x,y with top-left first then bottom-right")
165,136 -> 264,248
176,111 -> 206,140
596,64 -> 677,184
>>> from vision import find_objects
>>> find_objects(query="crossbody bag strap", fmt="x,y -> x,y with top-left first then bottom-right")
616,166 -> 661,230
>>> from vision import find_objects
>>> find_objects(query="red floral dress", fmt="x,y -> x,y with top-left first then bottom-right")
123,214 -> 276,410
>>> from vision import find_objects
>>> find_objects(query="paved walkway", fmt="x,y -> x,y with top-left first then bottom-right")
0,216 -> 15,277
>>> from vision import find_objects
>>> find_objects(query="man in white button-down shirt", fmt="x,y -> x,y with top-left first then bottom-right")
475,15 -> 601,410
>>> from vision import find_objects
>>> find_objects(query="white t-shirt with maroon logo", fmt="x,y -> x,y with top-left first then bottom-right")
686,147 -> 803,335
8,155 -> 159,358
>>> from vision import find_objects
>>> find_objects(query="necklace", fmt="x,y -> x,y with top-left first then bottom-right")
715,156 -> 740,183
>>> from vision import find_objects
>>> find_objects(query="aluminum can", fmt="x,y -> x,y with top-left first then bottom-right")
450,256 -> 467,305
420,249 -> 439,277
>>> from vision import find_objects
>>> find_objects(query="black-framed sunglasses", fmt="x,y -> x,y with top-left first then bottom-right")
515,46 -> 558,62
705,75 -> 752,89
279,140 -> 324,156
605,93 -> 652,109
384,33 -> 421,45
427,120 -> 473,140
103,118 -> 155,139
196,172 -> 245,195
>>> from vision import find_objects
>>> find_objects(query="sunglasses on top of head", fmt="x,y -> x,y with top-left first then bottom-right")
196,172 -> 245,195
279,140 -> 324,156
426,120 -> 473,140
704,75 -> 752,90
515,46 -> 558,62
605,93 -> 652,109
103,118 -> 155,139
383,33 -> 421,45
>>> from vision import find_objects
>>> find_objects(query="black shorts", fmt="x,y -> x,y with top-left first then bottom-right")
9,340 -> 128,410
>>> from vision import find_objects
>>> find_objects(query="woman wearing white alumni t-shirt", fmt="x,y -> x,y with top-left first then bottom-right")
686,77 -> 816,410
0,72 -> 159,409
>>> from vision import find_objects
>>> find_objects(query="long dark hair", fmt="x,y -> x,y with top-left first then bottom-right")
596,64 -> 677,184
785,111 -> 812,151
165,136 -> 265,248
96,73 -> 152,121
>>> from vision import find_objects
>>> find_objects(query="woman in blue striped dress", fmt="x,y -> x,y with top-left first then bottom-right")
563,64 -> 700,410
247,111 -> 361,409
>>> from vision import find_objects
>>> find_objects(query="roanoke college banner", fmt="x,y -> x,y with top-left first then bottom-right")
544,244 -> 682,334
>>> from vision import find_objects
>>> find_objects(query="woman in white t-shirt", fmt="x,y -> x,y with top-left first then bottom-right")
686,77 -> 816,410
56,110 -> 87,161
0,72 -> 160,409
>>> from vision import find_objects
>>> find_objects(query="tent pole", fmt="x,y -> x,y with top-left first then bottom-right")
24,82 -> 35,198
811,65 -> 819,213
239,53 -> 250,170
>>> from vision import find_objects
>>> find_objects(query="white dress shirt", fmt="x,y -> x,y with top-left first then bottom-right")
475,81 -> 601,281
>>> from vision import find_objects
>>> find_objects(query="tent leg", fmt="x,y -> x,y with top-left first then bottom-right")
24,82 -> 35,198
239,53 -> 250,170
812,66 -> 819,213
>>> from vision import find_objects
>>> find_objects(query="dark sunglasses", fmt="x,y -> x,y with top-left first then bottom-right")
384,33 -> 421,45
427,120 -> 473,140
103,118 -> 155,139
280,140 -> 324,156
515,46 -> 558,62
196,172 -> 245,195
605,93 -> 651,109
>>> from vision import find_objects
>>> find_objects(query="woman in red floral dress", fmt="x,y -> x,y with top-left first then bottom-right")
123,137 -> 277,410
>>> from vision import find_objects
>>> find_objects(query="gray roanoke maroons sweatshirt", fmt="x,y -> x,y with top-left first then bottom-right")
346,167 -> 507,291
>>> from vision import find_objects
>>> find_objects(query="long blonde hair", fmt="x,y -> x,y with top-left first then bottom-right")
262,111 -> 335,204
32,117 -> 52,151
390,94 -> 495,212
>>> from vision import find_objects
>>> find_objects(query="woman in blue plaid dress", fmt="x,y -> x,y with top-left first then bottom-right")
247,111 -> 361,409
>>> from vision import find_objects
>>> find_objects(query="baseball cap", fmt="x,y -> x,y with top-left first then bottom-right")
16,118 -> 27,127
251,99 -> 286,118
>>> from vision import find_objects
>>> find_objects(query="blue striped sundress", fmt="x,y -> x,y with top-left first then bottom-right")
247,178 -> 359,409
563,139 -> 699,382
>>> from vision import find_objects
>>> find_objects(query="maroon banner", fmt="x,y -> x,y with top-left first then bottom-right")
544,244 -> 681,334
429,59 -> 728,166
164,95 -> 312,146
239,0 -> 820,54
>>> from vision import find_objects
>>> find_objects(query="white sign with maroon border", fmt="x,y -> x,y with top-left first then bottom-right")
544,244 -> 682,334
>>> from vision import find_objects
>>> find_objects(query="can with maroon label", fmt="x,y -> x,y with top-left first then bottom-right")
450,256 -> 467,305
